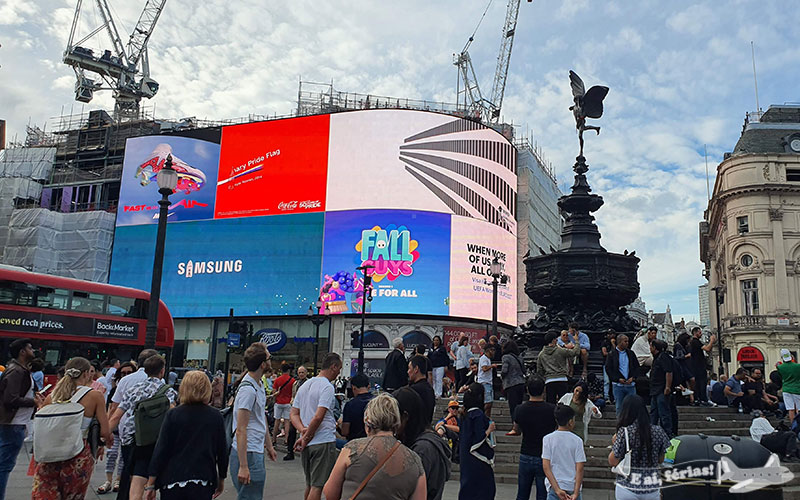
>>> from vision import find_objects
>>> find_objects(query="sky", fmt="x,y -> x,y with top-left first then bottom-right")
1,0 -> 799,323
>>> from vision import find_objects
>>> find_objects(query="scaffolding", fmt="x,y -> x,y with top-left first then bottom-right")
297,80 -> 468,118
513,135 -> 556,185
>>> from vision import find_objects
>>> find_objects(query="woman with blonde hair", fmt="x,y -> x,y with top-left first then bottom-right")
32,357 -> 113,499
323,393 -> 426,500
144,370 -> 228,500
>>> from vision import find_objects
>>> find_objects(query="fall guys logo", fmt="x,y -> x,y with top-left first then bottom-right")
356,224 -> 419,282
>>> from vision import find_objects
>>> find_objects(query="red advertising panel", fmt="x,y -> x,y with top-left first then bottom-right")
214,115 -> 330,218
443,326 -> 486,356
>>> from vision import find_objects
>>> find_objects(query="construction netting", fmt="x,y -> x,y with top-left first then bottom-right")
0,147 -> 115,283
3,209 -> 115,282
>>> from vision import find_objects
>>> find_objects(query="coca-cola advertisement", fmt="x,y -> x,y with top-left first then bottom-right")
214,114 -> 329,218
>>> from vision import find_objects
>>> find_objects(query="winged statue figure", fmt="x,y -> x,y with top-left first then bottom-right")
569,70 -> 609,157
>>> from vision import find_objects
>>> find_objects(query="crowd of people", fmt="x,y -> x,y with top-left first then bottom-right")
1,325 -> 799,500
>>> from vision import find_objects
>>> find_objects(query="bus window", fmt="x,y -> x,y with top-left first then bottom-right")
133,298 -> 148,319
71,291 -> 105,314
107,295 -> 137,317
36,287 -> 71,310
0,281 -> 36,306
0,281 -> 16,304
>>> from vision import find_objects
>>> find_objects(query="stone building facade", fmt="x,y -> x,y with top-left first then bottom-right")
700,104 -> 800,373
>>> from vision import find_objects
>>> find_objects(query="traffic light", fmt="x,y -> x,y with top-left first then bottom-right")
350,330 -> 360,348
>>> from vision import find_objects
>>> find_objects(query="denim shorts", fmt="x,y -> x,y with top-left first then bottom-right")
482,383 -> 493,403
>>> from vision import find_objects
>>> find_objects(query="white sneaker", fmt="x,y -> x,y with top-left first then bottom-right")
682,389 -> 694,396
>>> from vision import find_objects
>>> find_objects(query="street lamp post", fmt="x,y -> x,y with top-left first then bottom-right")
144,155 -> 178,350
713,286 -> 726,375
356,264 -> 374,375
307,300 -> 328,375
489,257 -> 503,339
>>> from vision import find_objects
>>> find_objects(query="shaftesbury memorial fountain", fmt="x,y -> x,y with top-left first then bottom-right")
518,71 -> 641,350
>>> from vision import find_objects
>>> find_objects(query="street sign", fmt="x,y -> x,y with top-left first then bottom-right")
227,332 -> 241,348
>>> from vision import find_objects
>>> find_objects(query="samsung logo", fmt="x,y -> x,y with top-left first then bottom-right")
177,259 -> 243,278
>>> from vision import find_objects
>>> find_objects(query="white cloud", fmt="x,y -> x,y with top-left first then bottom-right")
1,0 -> 798,319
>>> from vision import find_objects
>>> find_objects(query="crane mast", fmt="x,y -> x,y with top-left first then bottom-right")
62,0 -> 167,120
454,0 -> 523,124
489,0 -> 521,121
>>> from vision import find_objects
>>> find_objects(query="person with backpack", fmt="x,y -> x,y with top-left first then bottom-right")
108,354 -> 176,500
98,361 -> 136,495
108,348 -> 158,500
231,343 -> 277,500
144,370 -> 228,500
0,338 -> 42,500
32,357 -> 112,499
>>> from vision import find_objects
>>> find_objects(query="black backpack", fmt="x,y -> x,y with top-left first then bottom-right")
670,355 -> 686,388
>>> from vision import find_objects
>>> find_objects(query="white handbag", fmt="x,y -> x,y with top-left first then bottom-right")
611,427 -> 632,478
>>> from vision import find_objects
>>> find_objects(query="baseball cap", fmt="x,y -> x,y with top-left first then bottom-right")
781,348 -> 793,363
448,400 -> 459,409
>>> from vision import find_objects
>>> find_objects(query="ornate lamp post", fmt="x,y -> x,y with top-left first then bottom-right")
144,156 -> 177,349
356,264 -> 375,375
307,300 -> 328,375
489,257 -> 504,339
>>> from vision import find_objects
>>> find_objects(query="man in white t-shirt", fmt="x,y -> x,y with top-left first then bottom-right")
478,344 -> 498,417
542,404 -> 586,500
107,348 -> 156,500
230,343 -> 276,500
291,353 -> 342,500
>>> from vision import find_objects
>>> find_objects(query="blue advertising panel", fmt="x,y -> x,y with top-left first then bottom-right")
109,213 -> 324,317
116,136 -> 220,225
320,209 -> 450,316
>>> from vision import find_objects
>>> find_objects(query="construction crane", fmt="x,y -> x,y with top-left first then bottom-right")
63,0 -> 167,120
455,0 -> 523,124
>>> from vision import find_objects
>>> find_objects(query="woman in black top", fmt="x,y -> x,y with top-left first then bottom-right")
429,335 -> 450,399
145,370 -> 228,500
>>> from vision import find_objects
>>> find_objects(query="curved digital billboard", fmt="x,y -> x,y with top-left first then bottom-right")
110,109 -> 517,324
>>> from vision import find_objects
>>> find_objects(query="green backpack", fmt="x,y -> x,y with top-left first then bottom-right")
133,384 -> 172,446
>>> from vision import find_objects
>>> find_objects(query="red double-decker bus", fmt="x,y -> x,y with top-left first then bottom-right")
0,267 -> 174,370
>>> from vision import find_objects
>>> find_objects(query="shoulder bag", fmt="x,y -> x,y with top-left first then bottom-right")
349,441 -> 401,500
611,427 -> 632,478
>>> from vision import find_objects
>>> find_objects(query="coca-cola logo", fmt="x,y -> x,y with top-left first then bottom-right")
278,200 -> 321,211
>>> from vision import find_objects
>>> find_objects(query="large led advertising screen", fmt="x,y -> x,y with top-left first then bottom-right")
110,109 -> 517,323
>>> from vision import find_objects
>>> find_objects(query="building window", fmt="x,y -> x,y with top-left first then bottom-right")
741,279 -> 759,316
786,169 -> 800,182
736,216 -> 749,234
740,254 -> 753,267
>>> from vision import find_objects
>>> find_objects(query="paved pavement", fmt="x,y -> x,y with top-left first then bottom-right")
9,442 -> 612,499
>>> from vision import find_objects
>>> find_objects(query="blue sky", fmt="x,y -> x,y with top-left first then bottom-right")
2,0 -> 799,322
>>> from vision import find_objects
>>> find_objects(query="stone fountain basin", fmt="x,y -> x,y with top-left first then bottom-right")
524,250 -> 639,309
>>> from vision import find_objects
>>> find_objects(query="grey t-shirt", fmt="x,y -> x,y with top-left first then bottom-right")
542,430 -> 586,493
232,374 -> 267,453
292,376 -> 336,446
